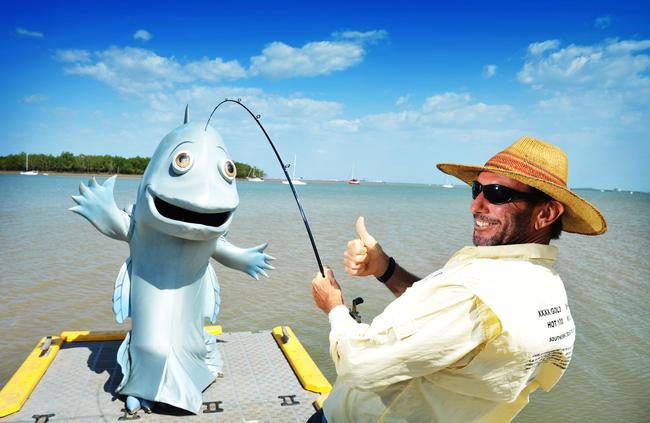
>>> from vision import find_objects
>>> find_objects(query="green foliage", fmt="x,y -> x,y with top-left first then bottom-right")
0,152 -> 265,178
233,162 -> 266,179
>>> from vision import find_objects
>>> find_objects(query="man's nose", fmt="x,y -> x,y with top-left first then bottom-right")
470,192 -> 489,214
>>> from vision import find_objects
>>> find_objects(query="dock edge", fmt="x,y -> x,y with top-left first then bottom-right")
272,325 -> 332,409
0,325 -> 222,417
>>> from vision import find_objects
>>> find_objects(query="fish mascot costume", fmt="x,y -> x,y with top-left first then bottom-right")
70,106 -> 273,414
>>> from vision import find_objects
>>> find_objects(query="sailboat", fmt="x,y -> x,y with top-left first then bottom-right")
347,164 -> 360,185
20,153 -> 38,176
246,168 -> 264,182
282,155 -> 306,185
441,175 -> 453,188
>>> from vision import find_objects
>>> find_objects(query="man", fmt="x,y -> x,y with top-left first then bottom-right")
311,136 -> 606,422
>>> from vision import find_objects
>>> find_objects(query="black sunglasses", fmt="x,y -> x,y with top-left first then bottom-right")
472,180 -> 540,205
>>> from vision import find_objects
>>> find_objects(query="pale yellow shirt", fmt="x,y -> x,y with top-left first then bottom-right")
324,244 -> 574,423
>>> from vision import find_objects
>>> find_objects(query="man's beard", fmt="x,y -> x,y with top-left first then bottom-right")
473,208 -> 534,246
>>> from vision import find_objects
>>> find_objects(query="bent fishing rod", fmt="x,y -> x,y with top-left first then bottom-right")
206,98 -> 325,277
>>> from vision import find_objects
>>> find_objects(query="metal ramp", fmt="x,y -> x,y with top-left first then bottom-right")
1,327 -> 330,422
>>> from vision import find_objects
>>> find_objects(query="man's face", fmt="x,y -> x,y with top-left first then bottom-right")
470,171 -> 541,246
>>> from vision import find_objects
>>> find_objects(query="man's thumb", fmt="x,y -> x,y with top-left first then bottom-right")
325,266 -> 335,280
356,216 -> 376,246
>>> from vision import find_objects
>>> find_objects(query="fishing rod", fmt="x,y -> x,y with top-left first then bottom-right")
206,98 -> 325,277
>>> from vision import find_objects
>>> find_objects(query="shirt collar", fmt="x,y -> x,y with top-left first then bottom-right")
447,243 -> 558,267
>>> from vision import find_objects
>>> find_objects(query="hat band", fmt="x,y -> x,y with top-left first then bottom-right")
485,150 -> 566,186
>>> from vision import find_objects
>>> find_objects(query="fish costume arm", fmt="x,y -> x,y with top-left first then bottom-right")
212,236 -> 274,279
70,175 -> 132,242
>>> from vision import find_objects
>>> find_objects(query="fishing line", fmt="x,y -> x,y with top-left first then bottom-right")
206,98 -> 325,277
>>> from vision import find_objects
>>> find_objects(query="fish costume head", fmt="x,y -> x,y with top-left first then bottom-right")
136,122 -> 239,241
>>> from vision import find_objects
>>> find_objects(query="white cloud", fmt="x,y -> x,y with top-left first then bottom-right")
328,92 -> 517,140
55,29 -> 385,93
396,95 -> 410,106
594,16 -> 612,29
516,39 -> 650,175
249,29 -> 386,79
324,119 -> 360,132
134,29 -> 153,41
21,94 -> 48,104
16,27 -> 43,38
60,47 -> 247,94
518,38 -> 650,89
249,41 -> 365,78
54,49 -> 91,63
185,57 -> 247,81
423,92 -> 472,112
421,92 -> 514,125
482,64 -> 497,78
332,30 -> 388,44
62,47 -> 179,94
133,84 -> 345,131
527,39 -> 560,56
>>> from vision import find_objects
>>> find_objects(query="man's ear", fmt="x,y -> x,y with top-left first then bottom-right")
535,200 -> 564,230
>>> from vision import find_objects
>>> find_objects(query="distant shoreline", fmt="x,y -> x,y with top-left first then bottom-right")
0,170 -> 143,179
1,171 -> 646,193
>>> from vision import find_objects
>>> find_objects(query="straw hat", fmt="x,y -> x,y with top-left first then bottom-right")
437,135 -> 607,235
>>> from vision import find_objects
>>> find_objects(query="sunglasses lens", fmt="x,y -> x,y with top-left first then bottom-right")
483,185 -> 512,204
471,181 -> 481,199
472,181 -> 518,204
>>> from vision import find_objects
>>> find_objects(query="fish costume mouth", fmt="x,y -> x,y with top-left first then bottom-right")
147,186 -> 233,229
153,196 -> 232,227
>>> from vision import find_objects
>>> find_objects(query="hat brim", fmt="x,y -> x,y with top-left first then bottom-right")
436,163 -> 607,235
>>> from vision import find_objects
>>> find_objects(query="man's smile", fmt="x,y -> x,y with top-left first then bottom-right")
474,215 -> 500,229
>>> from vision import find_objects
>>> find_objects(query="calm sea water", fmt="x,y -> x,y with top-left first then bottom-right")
0,174 -> 648,422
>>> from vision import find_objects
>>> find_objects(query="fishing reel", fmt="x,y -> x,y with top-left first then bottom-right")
349,297 -> 364,323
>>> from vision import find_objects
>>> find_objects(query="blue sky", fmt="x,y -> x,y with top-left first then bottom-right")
2,0 -> 649,191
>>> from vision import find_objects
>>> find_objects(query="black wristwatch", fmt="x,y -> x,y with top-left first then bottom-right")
376,257 -> 396,283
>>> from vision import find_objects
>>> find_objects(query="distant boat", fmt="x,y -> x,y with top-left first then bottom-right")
246,168 -> 264,182
347,164 -> 361,185
441,175 -> 453,188
20,153 -> 38,176
282,155 -> 306,185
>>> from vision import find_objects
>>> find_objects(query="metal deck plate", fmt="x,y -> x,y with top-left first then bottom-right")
4,331 -> 320,422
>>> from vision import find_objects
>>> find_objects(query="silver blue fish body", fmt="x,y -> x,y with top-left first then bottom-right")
71,118 -> 273,413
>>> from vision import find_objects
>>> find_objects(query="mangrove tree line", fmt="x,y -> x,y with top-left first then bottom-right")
0,152 -> 265,178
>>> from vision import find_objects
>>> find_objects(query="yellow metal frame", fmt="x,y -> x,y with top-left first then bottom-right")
272,325 -> 331,410
0,336 -> 63,417
0,325 -> 222,418
0,325 -> 331,417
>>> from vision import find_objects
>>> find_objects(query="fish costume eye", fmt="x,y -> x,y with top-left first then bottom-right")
220,159 -> 237,182
172,151 -> 193,174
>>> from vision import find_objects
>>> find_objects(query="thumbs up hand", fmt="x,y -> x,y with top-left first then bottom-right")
344,216 -> 390,277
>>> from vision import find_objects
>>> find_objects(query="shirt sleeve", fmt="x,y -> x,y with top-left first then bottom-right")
327,284 -> 501,391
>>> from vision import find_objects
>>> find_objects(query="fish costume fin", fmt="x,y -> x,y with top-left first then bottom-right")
211,236 -> 275,280
116,331 -> 131,391
69,175 -> 132,242
112,258 -> 132,324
